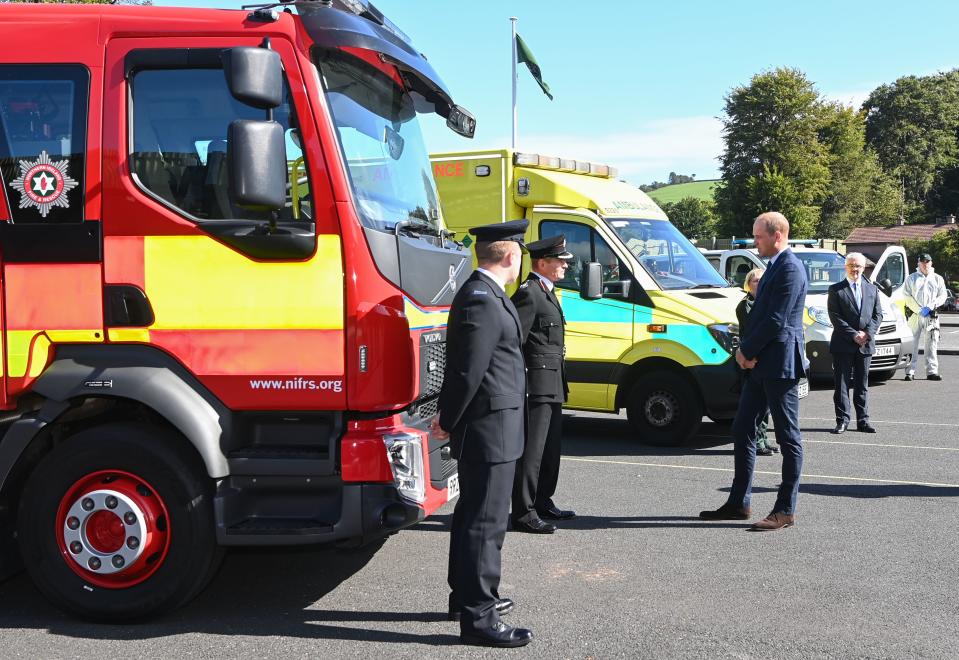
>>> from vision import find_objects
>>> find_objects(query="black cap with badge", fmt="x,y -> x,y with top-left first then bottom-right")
527,234 -> 574,260
918,253 -> 932,262
469,219 -> 529,249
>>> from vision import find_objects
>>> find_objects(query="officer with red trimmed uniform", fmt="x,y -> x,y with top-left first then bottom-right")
510,234 -> 577,534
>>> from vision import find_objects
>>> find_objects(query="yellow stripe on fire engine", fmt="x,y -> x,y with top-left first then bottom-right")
404,298 -> 449,330
108,328 -> 151,343
5,330 -> 102,378
144,235 -> 344,330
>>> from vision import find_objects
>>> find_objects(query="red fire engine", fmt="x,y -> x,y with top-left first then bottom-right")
0,0 -> 473,620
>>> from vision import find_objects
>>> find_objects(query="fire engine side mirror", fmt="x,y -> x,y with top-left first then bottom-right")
222,47 -> 282,109
228,119 -> 286,211
580,262 -> 603,300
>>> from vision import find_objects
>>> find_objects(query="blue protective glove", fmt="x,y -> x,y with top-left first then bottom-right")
920,306 -> 931,317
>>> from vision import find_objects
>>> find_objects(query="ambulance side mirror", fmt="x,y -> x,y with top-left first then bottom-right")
580,262 -> 603,300
228,120 -> 286,211
222,47 -> 283,109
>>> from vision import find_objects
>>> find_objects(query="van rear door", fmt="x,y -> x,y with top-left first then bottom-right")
870,246 -> 908,314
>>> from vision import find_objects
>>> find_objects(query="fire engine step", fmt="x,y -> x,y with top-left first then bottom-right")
227,446 -> 334,476
226,518 -> 335,536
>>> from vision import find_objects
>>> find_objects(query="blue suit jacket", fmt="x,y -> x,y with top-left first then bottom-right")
739,248 -> 809,380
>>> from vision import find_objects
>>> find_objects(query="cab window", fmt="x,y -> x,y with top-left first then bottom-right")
0,65 -> 88,223
876,252 -> 905,288
540,220 -> 627,290
129,63 -> 313,227
725,255 -> 755,287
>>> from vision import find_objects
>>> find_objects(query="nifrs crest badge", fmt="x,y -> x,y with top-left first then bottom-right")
9,150 -> 79,218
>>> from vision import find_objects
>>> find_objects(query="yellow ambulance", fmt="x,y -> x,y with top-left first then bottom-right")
431,149 -> 742,445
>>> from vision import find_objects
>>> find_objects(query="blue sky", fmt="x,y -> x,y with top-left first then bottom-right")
157,0 -> 959,186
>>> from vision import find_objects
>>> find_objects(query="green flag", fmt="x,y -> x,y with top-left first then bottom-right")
515,33 -> 553,101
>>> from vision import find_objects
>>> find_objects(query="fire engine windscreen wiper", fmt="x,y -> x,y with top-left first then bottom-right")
393,219 -> 441,237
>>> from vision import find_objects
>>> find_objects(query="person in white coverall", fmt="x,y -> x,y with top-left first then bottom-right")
903,252 -> 947,381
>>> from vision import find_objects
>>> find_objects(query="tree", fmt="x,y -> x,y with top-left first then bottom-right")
901,231 -> 959,285
863,71 -> 959,221
714,68 -> 830,237
660,197 -> 716,240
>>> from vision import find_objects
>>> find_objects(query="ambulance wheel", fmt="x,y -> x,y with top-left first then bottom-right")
626,373 -> 703,446
17,423 -> 222,621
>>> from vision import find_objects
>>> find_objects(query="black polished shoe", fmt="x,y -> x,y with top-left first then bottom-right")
857,422 -> 877,433
756,446 -> 773,456
766,444 -> 780,454
448,598 -> 514,622
461,621 -> 533,648
537,504 -> 576,520
699,503 -> 751,520
928,373 -> 943,381
831,421 -> 848,435
512,517 -> 556,534
904,374 -> 914,381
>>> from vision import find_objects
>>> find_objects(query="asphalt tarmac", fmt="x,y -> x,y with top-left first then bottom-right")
1,357 -> 957,659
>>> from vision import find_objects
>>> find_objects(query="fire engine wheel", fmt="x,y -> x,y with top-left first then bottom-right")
625,372 -> 703,446
17,422 -> 222,621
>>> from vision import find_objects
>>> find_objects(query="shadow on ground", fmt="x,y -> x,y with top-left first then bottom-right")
0,540 -> 458,645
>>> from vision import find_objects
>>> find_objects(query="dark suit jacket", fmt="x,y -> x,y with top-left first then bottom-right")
439,271 -> 526,463
827,279 -> 883,354
739,248 -> 808,380
511,273 -> 569,403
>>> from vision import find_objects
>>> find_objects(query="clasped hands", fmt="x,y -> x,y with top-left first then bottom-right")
735,348 -> 757,370
429,417 -> 450,440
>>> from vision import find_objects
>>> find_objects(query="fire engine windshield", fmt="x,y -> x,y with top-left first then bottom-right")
606,218 -> 731,290
314,49 -> 442,234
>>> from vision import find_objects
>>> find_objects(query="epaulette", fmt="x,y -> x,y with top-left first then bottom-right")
519,281 -> 529,289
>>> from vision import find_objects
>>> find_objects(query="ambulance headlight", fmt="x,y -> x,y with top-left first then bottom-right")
808,306 -> 832,327
707,323 -> 739,355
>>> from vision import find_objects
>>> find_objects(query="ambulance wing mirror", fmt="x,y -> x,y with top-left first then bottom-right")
880,278 -> 893,297
222,47 -> 282,109
580,262 -> 603,300
228,119 -> 286,211
446,104 -> 476,138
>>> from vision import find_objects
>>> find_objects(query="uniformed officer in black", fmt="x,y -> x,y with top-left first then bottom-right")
511,234 -> 577,534
430,219 -> 534,648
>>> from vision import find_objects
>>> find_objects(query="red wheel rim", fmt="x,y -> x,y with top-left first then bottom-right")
55,470 -> 171,589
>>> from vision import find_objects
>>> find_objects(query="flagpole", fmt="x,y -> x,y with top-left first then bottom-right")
511,16 -> 518,149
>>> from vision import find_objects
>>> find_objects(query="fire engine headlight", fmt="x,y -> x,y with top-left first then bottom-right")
808,306 -> 832,327
707,324 -> 739,355
383,433 -> 426,504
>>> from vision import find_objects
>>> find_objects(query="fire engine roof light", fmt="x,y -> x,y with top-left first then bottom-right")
559,159 -> 577,171
575,161 -> 590,174
589,163 -> 609,177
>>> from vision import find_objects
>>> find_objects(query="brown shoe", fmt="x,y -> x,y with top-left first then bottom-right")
750,512 -> 795,531
699,504 -> 751,520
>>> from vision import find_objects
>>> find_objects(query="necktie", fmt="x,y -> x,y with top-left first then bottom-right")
853,282 -> 860,311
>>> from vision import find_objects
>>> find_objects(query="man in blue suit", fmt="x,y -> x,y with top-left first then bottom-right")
700,212 -> 808,531
827,252 -> 883,434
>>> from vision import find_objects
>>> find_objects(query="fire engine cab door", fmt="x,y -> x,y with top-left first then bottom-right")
102,37 -> 345,411
0,62 -> 104,403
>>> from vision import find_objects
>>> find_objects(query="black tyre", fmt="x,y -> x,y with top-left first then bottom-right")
870,369 -> 896,383
625,372 -> 704,446
17,422 -> 222,621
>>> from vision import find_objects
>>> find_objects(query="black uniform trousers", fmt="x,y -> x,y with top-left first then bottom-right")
448,458 -> 516,632
832,352 -> 872,425
512,400 -> 562,523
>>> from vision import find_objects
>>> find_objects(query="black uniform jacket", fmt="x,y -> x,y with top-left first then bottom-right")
439,271 -> 527,463
511,273 -> 569,403
827,278 -> 883,355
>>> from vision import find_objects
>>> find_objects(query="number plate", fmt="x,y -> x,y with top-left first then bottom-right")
874,345 -> 896,357
446,474 -> 460,502
798,379 -> 809,399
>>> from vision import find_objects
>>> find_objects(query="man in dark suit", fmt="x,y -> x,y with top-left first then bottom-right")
430,219 -> 534,648
827,252 -> 883,434
700,212 -> 808,531
511,235 -> 576,534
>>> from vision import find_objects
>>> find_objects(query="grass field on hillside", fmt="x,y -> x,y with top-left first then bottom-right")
645,180 -> 719,204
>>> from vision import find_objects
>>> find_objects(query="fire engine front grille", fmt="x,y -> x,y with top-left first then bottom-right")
421,342 -> 446,397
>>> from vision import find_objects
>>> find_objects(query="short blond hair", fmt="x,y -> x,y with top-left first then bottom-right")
742,267 -> 764,293
755,211 -> 790,237
475,240 -> 514,266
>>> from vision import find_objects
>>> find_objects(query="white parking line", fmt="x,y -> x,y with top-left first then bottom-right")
801,416 -> 959,429
697,434 -> 959,452
561,456 -> 959,488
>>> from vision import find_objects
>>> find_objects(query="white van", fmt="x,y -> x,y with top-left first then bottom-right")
704,243 -> 915,381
